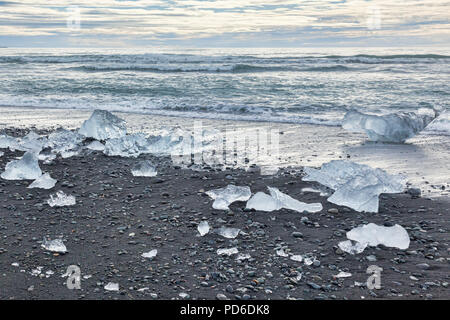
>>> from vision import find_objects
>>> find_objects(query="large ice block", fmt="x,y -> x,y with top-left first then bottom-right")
46,129 -> 84,155
28,173 -> 57,189
78,109 -> 127,140
206,185 -> 251,210
342,109 -> 437,143
103,133 -> 151,158
303,160 -> 405,212
1,151 -> 42,180
245,187 -> 323,213
347,223 -> 410,250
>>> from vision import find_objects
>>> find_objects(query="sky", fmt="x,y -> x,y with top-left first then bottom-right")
0,0 -> 449,47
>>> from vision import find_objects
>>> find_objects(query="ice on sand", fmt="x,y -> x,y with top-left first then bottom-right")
16,131 -> 47,153
28,173 -> 57,189
103,133 -> 151,158
46,129 -> 84,155
217,247 -> 239,256
303,160 -> 405,213
197,221 -> 210,236
347,223 -> 410,250
47,191 -> 76,207
41,238 -> 67,253
0,134 -> 16,149
334,272 -> 352,278
245,187 -> 323,213
142,249 -> 157,259
104,282 -> 119,291
342,109 -> 437,143
216,226 -> 240,239
1,152 -> 42,180
338,240 -> 367,255
86,140 -> 105,151
424,111 -> 450,135
131,160 -> 157,177
206,185 -> 251,210
79,109 -> 127,140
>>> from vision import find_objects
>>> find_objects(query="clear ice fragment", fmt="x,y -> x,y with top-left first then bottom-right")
86,140 -> 105,151
217,247 -> 239,256
104,282 -> 119,291
216,226 -> 240,239
79,109 -> 127,140
1,151 -> 42,180
47,191 -> 76,207
142,249 -> 157,259
338,240 -> 367,255
346,223 -> 410,250
206,185 -> 251,210
28,173 -> 57,189
131,160 -> 157,177
197,221 -> 210,236
41,238 -> 67,253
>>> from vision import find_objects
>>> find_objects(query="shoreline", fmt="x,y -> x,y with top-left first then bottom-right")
0,128 -> 448,300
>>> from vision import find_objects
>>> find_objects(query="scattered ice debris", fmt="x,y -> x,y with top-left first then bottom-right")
79,109 -> 127,140
131,160 -> 157,177
342,109 -> 437,143
338,240 -> 367,255
1,151 -> 42,180
31,266 -> 43,276
11,262 -> 19,267
290,255 -> 303,262
334,271 -> 352,279
303,160 -> 406,213
217,247 -> 239,256
197,221 -> 210,236
46,129 -> 84,155
246,187 -> 323,213
16,131 -> 47,153
28,173 -> 57,189
424,111 -> 450,135
47,191 -> 76,207
303,254 -> 318,266
104,282 -> 119,292
236,253 -> 251,261
206,185 -> 251,210
216,226 -> 240,239
104,133 -> 151,158
276,248 -> 289,257
347,223 -> 410,250
141,249 -> 158,259
41,238 -> 67,253
86,140 -> 105,151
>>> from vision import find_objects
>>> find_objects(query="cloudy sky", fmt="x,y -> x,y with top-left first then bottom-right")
0,0 -> 449,47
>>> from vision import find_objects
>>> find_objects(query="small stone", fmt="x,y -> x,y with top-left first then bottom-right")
328,208 -> 339,214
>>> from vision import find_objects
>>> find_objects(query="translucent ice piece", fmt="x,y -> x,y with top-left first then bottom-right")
303,160 -> 406,213
41,238 -> 67,253
217,247 -> 239,256
131,160 -> 157,177
290,255 -> 303,262
246,192 -> 281,211
216,226 -> 240,239
346,223 -> 410,250
79,109 -> 127,140
86,140 -> 105,151
142,249 -> 157,259
46,129 -> 84,155
0,134 -> 16,149
334,271 -> 352,278
47,191 -> 76,207
16,131 -> 47,153
1,151 -> 42,180
197,221 -> 210,236
104,282 -> 119,291
206,185 -> 251,210
338,240 -> 368,255
103,133 -> 151,158
28,173 -> 57,189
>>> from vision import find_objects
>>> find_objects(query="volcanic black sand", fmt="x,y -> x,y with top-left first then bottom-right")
0,128 -> 448,300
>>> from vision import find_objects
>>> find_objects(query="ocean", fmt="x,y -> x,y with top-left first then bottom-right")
0,47 -> 449,128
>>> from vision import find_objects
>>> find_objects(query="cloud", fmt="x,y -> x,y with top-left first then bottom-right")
0,0 -> 448,46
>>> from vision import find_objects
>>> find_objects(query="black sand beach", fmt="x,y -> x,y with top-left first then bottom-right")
1,128 -> 448,300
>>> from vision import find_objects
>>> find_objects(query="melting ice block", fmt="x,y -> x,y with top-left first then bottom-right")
104,133 -> 151,158
338,240 -> 367,255
142,249 -> 157,259
104,282 -> 119,291
346,223 -> 410,250
28,173 -> 57,189
131,160 -> 157,177
206,185 -> 251,210
86,140 -> 105,151
424,112 -> 450,135
197,221 -> 210,236
46,129 -> 84,155
342,109 -> 437,143
245,187 -> 323,213
1,151 -> 42,180
216,226 -> 240,239
47,191 -> 76,207
303,160 -> 405,213
41,238 -> 67,253
0,134 -> 16,149
217,247 -> 239,256
16,131 -> 47,153
79,109 -> 127,140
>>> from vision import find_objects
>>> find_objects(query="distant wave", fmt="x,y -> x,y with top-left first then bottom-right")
301,65 -> 352,72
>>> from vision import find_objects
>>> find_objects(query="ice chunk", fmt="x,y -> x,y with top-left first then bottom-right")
338,240 -> 367,255
342,109 -> 437,143
424,112 -> 450,135
0,134 -> 16,149
217,247 -> 239,256
0,151 -> 3,157
41,238 -> 67,253
197,221 -> 210,236
303,254 -> 318,266
47,191 -> 76,207
28,173 -> 57,189
334,271 -> 352,278
142,249 -> 157,259
236,253 -> 251,261
104,133 -> 151,158
206,185 -> 251,210
46,129 -> 84,155
290,255 -> 303,262
131,160 -> 157,177
216,226 -> 240,239
346,223 -> 410,250
38,151 -> 56,163
276,248 -> 289,257
303,160 -> 405,212
1,151 -> 42,180
104,282 -> 119,291
16,131 -> 47,153
79,109 -> 127,140
86,140 -> 105,151
245,187 -> 322,213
